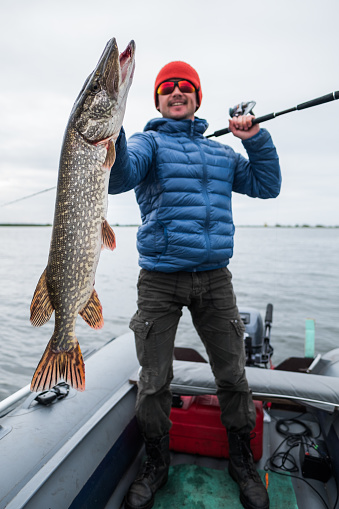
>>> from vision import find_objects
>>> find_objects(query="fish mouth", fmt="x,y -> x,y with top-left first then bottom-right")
72,38 -> 136,144
119,41 -> 136,84
103,39 -> 135,99
76,38 -> 136,102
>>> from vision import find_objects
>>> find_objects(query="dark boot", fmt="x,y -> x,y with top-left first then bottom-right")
228,432 -> 269,509
124,434 -> 170,509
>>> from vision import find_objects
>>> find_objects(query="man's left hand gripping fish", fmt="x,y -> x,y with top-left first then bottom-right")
30,38 -> 135,392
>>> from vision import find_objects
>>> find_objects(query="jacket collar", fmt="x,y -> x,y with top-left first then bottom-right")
143,116 -> 209,137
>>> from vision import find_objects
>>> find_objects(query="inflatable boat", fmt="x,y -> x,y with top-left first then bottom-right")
1,305 -> 339,509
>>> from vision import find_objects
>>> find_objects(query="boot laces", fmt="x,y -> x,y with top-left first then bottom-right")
136,459 -> 157,481
241,432 -> 261,481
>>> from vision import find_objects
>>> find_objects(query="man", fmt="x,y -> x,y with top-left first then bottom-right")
109,61 -> 281,509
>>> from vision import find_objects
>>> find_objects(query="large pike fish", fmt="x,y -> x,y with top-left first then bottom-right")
30,38 -> 135,392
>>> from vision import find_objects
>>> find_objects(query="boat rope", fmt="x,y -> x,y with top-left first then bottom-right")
0,186 -> 56,207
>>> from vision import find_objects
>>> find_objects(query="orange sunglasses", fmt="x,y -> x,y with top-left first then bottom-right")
157,80 -> 196,96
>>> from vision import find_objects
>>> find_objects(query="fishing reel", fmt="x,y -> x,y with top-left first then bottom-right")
207,91 -> 339,138
229,100 -> 256,118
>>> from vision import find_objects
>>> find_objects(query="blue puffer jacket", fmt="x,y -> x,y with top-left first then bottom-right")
109,117 -> 281,272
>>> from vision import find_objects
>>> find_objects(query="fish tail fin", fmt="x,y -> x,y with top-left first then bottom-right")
31,337 -> 85,393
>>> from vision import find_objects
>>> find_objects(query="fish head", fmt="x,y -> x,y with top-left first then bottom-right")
72,38 -> 135,144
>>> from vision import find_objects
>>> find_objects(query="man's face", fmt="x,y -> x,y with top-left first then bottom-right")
157,81 -> 197,121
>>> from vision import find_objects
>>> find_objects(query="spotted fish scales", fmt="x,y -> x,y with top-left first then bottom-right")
30,38 -> 135,392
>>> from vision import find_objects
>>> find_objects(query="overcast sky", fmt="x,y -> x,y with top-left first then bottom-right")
0,0 -> 338,226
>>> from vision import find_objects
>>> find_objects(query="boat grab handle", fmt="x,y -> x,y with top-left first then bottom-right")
35,382 -> 70,406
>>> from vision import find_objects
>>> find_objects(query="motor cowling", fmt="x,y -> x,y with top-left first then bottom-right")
239,306 -> 273,367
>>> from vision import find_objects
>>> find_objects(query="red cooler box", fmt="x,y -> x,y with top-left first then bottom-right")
169,395 -> 263,461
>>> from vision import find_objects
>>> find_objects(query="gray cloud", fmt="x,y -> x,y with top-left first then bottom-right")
1,0 -> 338,225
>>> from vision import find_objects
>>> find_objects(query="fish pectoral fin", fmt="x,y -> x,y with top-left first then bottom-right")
101,219 -> 116,251
103,139 -> 116,169
30,268 -> 54,326
79,288 -> 104,329
31,338 -> 85,392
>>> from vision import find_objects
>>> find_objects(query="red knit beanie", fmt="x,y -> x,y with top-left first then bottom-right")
154,61 -> 202,110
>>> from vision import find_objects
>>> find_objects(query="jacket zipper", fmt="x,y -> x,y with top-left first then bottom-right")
190,120 -> 211,264
197,141 -> 211,264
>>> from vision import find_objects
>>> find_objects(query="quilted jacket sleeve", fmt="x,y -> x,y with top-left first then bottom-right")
232,128 -> 281,198
108,127 -> 155,194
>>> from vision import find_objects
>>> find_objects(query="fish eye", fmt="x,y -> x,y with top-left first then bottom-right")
91,82 -> 101,93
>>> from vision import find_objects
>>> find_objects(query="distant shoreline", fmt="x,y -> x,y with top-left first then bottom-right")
1,223 -> 338,229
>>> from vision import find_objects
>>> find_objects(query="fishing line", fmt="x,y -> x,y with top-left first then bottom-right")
0,186 -> 56,207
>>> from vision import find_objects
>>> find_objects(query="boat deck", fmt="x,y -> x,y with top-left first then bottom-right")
107,406 -> 337,509
1,333 -> 339,509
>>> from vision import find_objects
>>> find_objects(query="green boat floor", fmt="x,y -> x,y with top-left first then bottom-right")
153,464 -> 298,508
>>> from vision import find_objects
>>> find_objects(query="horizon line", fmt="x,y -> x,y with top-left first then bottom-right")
1,223 -> 338,229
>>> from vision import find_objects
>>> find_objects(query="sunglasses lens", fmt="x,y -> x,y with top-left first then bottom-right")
178,81 -> 196,93
157,80 -> 196,96
157,82 -> 175,95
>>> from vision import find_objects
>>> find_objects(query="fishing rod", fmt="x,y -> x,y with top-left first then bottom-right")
0,186 -> 56,207
206,90 -> 339,138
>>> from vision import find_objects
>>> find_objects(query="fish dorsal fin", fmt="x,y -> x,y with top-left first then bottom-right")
103,139 -> 116,168
30,268 -> 54,326
101,219 -> 116,250
79,288 -> 104,329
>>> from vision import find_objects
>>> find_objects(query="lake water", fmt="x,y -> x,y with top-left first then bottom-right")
0,225 -> 338,402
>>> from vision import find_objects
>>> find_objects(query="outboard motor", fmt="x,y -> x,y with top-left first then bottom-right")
239,304 -> 274,367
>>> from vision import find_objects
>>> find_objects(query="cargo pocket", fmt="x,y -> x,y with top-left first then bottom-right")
230,318 -> 246,338
129,314 -> 158,376
229,318 -> 246,378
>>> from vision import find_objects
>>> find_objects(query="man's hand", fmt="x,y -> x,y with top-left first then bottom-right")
228,115 -> 260,140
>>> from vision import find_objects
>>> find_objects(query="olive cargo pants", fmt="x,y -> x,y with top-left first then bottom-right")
129,268 -> 256,439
